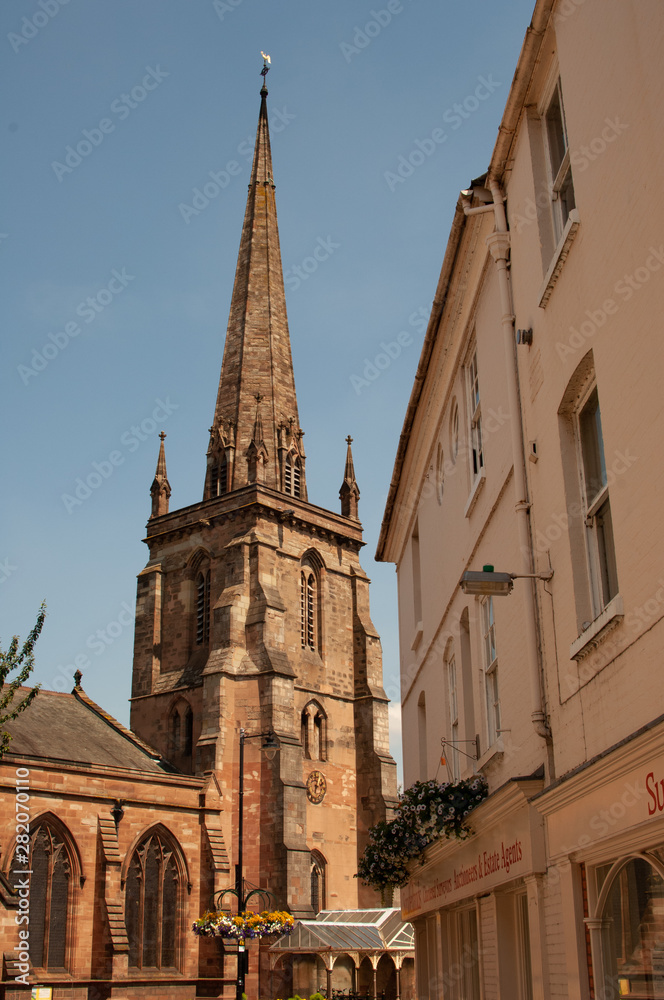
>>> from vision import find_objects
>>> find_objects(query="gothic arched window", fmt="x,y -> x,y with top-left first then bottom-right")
210,453 -> 228,497
285,454 -> 302,498
218,454 -> 228,494
170,710 -> 181,757
301,701 -> 327,761
168,701 -> 193,759
310,850 -> 326,914
125,830 -> 182,971
183,705 -> 193,757
301,569 -> 316,650
10,820 -> 74,970
196,570 -> 210,646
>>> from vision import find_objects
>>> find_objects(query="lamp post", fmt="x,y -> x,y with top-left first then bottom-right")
235,726 -> 279,1000
460,563 -> 553,596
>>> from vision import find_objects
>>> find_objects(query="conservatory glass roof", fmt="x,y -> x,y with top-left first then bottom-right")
270,908 -> 414,954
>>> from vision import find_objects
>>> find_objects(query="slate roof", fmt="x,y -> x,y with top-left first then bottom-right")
2,685 -> 173,773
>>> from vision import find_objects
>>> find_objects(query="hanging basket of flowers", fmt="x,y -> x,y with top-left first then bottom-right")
356,776 -> 488,894
192,909 -> 295,940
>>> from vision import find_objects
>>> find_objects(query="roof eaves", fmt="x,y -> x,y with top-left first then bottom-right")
375,200 -> 467,563
376,0 -> 557,565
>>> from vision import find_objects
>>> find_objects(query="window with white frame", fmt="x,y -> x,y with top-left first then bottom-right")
446,647 -> 460,780
435,442 -> 445,505
466,349 -> 484,483
543,76 -> 576,244
481,596 -> 500,747
577,385 -> 619,616
417,691 -> 428,781
450,400 -> 460,464
411,523 -> 422,626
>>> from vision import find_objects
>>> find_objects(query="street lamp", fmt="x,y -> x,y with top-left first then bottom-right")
234,726 -> 280,1000
460,564 -> 553,596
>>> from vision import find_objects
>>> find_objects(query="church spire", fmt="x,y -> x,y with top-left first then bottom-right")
339,435 -> 360,520
205,59 -> 306,501
150,432 -> 171,519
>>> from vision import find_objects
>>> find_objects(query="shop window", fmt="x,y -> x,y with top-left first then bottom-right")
454,906 -> 481,1000
516,891 -> 534,1000
125,829 -> 182,971
10,821 -> 74,970
481,596 -> 500,747
310,850 -> 326,914
599,857 -> 664,999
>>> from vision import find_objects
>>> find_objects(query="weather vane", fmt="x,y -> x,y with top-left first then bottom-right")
261,51 -> 271,79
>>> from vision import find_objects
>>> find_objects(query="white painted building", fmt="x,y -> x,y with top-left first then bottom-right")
376,2 -> 664,998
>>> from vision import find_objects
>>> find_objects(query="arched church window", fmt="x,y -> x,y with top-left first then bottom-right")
210,455 -> 228,497
285,454 -> 302,498
183,705 -> 193,756
170,710 -> 181,757
301,569 -> 316,650
125,829 -> 182,971
10,820 -> 73,969
196,570 -> 210,646
310,850 -> 326,914
168,702 -> 193,758
218,454 -> 228,494
301,701 -> 327,761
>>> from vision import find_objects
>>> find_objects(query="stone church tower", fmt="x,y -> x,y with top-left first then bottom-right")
129,72 -> 398,935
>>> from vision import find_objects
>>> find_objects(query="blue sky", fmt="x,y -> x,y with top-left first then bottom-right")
1,0 -> 535,779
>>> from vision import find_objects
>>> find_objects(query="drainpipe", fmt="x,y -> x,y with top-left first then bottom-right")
480,178 -> 550,742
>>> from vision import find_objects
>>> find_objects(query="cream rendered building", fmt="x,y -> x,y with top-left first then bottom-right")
376,2 -> 664,999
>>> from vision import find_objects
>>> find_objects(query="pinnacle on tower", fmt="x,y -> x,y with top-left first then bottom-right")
339,435 -> 360,520
150,431 -> 171,519
205,67 -> 306,501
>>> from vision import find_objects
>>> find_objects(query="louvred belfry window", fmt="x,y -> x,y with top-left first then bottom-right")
285,454 -> 302,498
10,823 -> 71,969
196,570 -> 210,645
301,569 -> 316,650
125,831 -> 180,970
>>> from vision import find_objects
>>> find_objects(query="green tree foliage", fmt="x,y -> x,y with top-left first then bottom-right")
0,602 -> 46,758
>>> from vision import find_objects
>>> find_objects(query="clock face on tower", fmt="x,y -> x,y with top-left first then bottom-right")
306,770 -> 327,804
